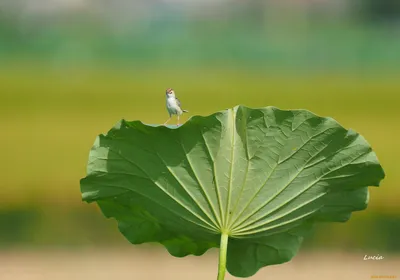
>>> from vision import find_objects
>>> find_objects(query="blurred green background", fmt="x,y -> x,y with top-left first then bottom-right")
1,0 -> 399,268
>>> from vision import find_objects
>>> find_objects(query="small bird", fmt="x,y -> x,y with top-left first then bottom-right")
164,88 -> 189,126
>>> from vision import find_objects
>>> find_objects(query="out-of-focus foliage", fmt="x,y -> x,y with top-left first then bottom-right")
1,1 -> 400,71
363,0 -> 400,21
0,0 -> 399,251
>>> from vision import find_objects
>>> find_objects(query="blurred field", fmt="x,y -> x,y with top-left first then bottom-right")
1,249 -> 399,280
1,61 -> 399,250
1,2 -> 400,279
2,63 -> 399,208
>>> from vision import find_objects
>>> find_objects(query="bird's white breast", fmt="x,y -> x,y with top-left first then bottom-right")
166,96 -> 182,115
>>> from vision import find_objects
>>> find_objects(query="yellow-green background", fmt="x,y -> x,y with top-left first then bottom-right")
1,1 -> 399,257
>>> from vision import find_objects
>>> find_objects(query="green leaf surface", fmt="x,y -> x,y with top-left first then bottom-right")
80,105 -> 385,277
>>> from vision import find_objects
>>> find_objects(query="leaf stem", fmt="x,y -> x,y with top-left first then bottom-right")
217,232 -> 229,280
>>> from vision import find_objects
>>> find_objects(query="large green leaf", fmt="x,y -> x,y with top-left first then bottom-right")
80,105 -> 385,278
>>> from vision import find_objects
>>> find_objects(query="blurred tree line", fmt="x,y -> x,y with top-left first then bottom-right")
1,4 -> 399,72
363,0 -> 400,21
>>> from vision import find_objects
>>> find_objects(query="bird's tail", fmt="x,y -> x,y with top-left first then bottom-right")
183,110 -> 189,113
